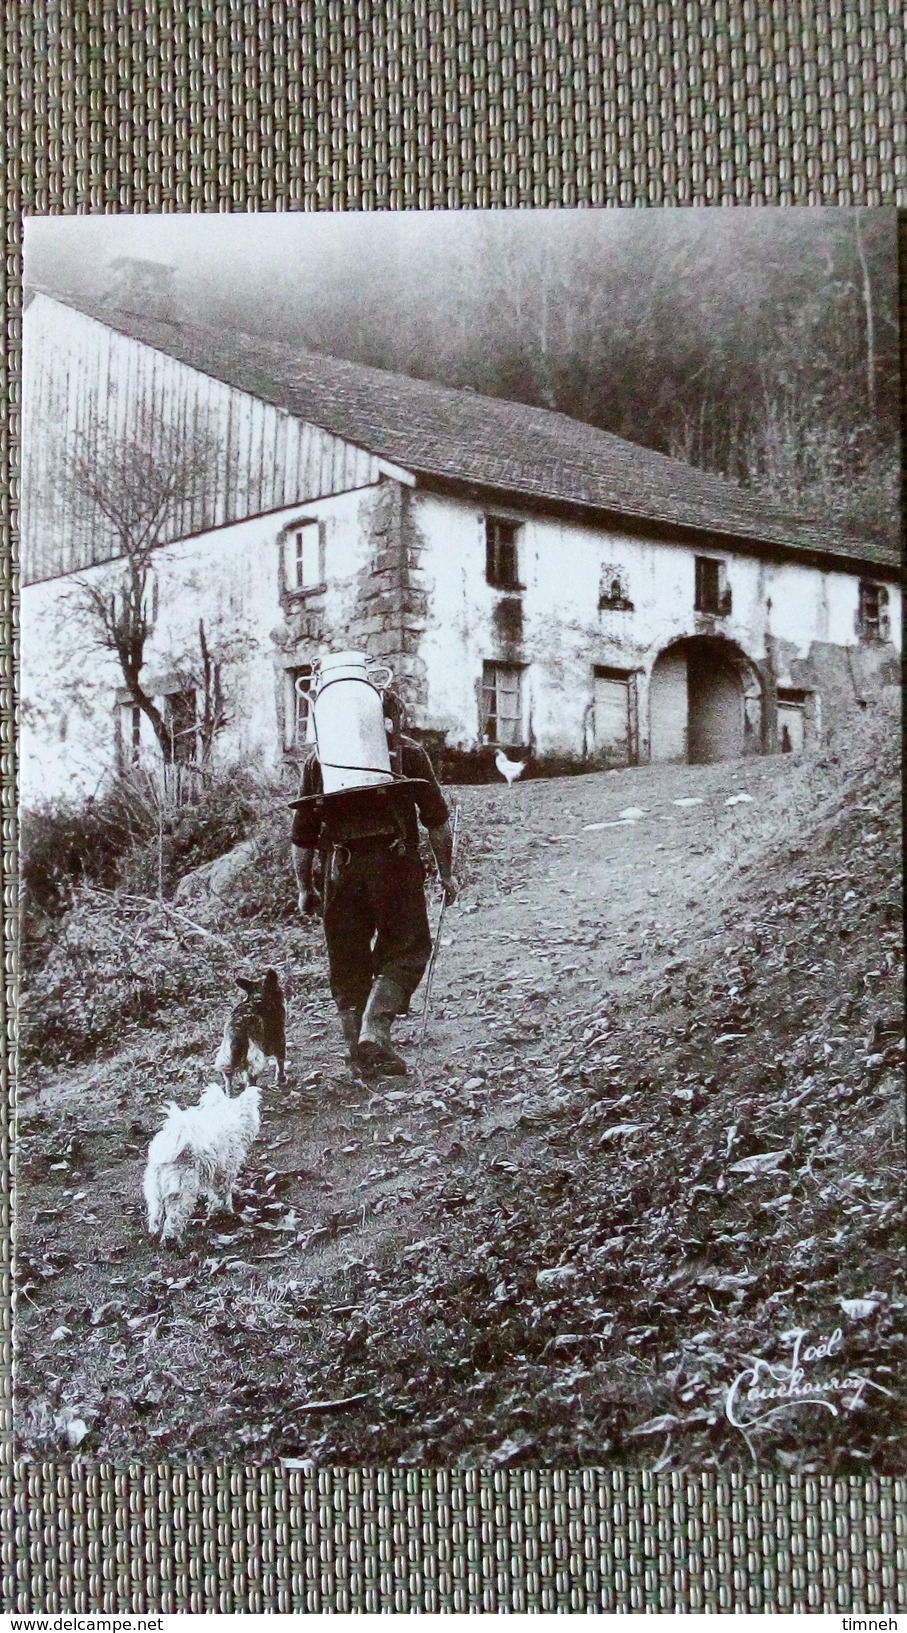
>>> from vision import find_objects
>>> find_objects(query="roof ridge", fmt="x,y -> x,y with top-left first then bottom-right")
27,288 -> 759,482
28,287 -> 900,572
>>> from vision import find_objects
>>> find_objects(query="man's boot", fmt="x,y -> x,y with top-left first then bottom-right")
338,1007 -> 363,1069
357,976 -> 408,1076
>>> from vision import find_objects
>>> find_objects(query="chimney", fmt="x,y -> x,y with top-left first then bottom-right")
101,258 -> 181,321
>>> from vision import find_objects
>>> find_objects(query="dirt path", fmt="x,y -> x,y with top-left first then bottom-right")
15,733 -> 904,1465
16,755 -> 790,1248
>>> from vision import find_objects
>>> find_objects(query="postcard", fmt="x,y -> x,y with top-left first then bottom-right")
15,210 -> 903,1471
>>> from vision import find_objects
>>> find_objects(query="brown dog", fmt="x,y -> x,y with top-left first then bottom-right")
215,969 -> 287,1091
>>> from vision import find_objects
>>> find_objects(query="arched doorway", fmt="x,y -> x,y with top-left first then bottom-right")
650,637 -> 761,764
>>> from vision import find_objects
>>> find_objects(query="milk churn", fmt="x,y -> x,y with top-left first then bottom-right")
310,651 -> 395,793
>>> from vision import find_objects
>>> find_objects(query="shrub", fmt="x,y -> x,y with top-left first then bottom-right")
21,765 -> 268,910
20,796 -> 129,922
18,765 -> 295,1065
111,765 -> 267,898
220,820 -> 301,924
18,887 -> 232,1068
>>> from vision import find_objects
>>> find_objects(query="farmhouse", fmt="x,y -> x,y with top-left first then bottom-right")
20,289 -> 902,806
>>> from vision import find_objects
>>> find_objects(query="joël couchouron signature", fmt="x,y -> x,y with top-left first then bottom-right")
725,1325 -> 894,1431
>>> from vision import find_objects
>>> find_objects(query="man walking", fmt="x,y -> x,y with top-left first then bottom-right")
291,701 -> 457,1076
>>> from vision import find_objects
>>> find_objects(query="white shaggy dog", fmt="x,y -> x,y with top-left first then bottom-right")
143,1081 -> 261,1244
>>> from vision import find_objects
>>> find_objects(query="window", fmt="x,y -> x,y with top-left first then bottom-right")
858,580 -> 889,641
164,690 -> 197,765
695,556 -> 731,616
283,520 -> 322,594
285,664 -> 313,751
485,516 -> 521,590
482,661 -> 523,747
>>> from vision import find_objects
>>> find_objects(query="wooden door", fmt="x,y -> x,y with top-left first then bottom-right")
593,670 -> 631,765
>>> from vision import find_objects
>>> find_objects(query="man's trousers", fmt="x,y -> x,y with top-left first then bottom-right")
321,845 -> 433,1014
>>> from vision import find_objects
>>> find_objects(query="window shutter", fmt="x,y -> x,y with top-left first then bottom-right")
485,521 -> 497,583
282,529 -> 296,591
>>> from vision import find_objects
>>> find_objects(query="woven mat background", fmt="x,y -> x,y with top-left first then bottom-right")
1,1 -> 905,1614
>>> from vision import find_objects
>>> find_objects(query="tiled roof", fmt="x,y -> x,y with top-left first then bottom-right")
45,293 -> 902,572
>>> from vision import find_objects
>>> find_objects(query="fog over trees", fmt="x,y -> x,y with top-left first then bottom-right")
27,210 -> 900,544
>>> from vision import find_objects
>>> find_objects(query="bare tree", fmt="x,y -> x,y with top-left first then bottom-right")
61,401 -> 222,763
196,617 -> 225,766
148,610 -> 256,772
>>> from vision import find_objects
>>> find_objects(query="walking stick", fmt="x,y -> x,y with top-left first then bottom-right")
420,803 -> 461,1049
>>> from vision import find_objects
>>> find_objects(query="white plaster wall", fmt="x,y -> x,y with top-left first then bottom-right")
19,486 -> 386,807
412,491 -> 901,755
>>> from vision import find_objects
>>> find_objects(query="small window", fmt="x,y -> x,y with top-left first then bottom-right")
858,580 -> 889,641
695,556 -> 731,616
283,520 -> 322,594
285,664 -> 313,752
485,517 -> 521,590
482,661 -> 523,747
164,689 -> 197,765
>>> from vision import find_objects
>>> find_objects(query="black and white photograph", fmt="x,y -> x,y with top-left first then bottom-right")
15,209 -> 904,1471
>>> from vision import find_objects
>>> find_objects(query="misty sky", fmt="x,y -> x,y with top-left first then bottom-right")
26,210 -> 474,308
26,208 -> 898,360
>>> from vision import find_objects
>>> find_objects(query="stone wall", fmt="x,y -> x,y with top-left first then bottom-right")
345,483 -> 430,715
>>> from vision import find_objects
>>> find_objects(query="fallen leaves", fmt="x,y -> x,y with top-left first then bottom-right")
293,1392 -> 370,1417
728,1150 -> 790,1175
536,1266 -> 579,1291
839,1297 -> 880,1321
627,1413 -> 681,1437
598,1122 -> 645,1144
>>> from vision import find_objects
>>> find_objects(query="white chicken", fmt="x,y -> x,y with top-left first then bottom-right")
494,748 -> 526,787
